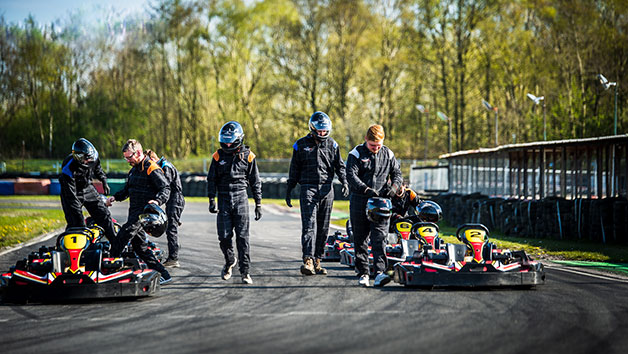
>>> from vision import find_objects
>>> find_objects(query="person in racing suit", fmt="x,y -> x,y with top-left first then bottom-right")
207,121 -> 262,285
59,138 -> 116,242
146,150 -> 185,268
286,111 -> 348,276
346,124 -> 402,287
106,139 -> 172,285
387,184 -> 422,233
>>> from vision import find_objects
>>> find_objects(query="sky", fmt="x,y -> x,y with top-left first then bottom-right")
0,0 -> 152,25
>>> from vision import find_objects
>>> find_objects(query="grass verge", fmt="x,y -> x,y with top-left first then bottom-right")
0,208 -> 66,248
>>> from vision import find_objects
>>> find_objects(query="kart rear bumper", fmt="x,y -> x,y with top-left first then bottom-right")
394,264 -> 545,288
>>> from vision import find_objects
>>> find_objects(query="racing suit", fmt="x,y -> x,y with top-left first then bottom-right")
389,187 -> 421,232
207,146 -> 262,275
112,157 -> 170,274
288,135 -> 347,260
346,143 -> 402,276
157,157 -> 185,261
59,154 -> 116,241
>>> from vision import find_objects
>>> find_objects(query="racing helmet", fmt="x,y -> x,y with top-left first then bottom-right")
308,111 -> 332,141
416,201 -> 443,223
366,197 -> 393,223
139,203 -> 168,237
72,138 -> 99,166
219,121 -> 245,153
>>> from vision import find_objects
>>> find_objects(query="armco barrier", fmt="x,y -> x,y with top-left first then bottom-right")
0,180 -> 14,195
13,178 -> 50,195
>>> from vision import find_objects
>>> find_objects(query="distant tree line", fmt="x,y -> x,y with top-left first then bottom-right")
0,0 -> 626,160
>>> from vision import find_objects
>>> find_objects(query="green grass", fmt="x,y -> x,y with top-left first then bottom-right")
0,195 -> 60,201
0,208 -> 66,248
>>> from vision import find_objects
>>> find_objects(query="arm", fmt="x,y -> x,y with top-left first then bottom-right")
93,159 -> 107,183
113,176 -> 129,202
287,142 -> 300,190
346,153 -> 369,193
206,158 -> 218,199
247,153 -> 262,205
389,153 -> 403,187
333,144 -> 347,185
150,168 -> 171,205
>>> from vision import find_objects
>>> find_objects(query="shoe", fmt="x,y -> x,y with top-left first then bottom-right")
300,257 -> 315,276
159,271 -> 173,285
358,274 -> 370,287
241,273 -> 253,284
221,259 -> 237,280
163,258 -> 180,268
373,272 -> 391,287
314,258 -> 327,275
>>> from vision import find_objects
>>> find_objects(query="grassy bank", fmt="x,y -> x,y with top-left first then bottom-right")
0,208 -> 65,248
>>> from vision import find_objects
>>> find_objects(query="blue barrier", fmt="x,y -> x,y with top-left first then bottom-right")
0,181 -> 15,195
49,179 -> 61,195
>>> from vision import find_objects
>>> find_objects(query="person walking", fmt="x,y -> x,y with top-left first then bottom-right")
207,121 -> 262,284
346,125 -> 402,287
106,139 -> 172,285
145,150 -> 185,268
286,111 -> 348,275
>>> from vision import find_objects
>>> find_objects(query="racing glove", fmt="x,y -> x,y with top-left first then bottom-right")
285,187 -> 293,208
341,183 -> 350,198
102,180 -> 110,195
255,204 -> 262,221
209,198 -> 217,213
364,187 -> 379,198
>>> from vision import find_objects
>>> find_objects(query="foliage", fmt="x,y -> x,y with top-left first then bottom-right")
0,0 -> 626,161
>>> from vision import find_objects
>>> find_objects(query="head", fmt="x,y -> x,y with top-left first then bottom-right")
365,124 -> 385,154
122,139 -> 144,166
72,138 -> 99,167
144,149 -> 159,162
308,111 -> 332,141
219,121 -> 245,153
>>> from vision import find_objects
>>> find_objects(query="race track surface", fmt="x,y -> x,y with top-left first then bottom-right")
1,201 -> 628,354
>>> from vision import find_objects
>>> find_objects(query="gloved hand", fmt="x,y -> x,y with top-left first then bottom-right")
388,183 -> 401,198
365,187 -> 379,198
209,198 -> 217,213
255,204 -> 262,220
285,187 -> 293,208
102,181 -> 110,195
341,183 -> 350,197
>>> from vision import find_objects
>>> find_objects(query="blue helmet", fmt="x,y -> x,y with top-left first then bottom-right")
308,111 -> 332,141
219,121 -> 245,153
72,138 -> 99,167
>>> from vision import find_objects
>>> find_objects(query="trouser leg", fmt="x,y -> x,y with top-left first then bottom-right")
299,186 -> 317,259
166,196 -> 184,260
217,196 -> 236,266
83,199 -> 117,242
350,197 -> 370,276
370,218 -> 390,274
232,192 -> 250,274
131,231 -> 166,273
314,184 -> 334,259
61,194 -> 85,228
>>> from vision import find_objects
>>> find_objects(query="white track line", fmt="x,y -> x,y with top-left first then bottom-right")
545,263 -> 628,283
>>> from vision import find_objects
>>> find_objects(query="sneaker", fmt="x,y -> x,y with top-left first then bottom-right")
358,274 -> 370,287
314,258 -> 328,275
241,273 -> 253,284
300,257 -> 315,276
163,258 -> 180,268
159,271 -> 173,285
373,272 -> 391,287
221,259 -> 237,280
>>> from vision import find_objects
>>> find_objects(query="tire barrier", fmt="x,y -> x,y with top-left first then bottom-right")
432,193 -> 628,244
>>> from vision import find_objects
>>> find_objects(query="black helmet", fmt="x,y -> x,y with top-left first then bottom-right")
308,111 -> 332,141
366,197 -> 393,223
219,121 -> 245,153
139,204 -> 168,237
72,138 -> 99,166
416,201 -> 443,223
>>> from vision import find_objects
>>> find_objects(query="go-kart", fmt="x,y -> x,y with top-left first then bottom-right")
393,223 -> 545,288
0,221 -> 161,303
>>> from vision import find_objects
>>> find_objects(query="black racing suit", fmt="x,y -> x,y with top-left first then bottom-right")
112,157 -> 170,274
207,146 -> 262,275
346,143 -> 402,276
288,135 -> 347,260
59,154 -> 116,241
157,157 -> 185,261
389,187 -> 421,232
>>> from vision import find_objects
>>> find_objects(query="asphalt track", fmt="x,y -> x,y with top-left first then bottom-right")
2,201 -> 628,354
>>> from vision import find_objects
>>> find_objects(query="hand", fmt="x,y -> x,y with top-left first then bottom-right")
387,183 -> 401,198
106,196 -> 115,207
209,198 -> 217,213
341,183 -> 350,197
365,187 -> 379,198
255,204 -> 262,221
102,181 -> 110,195
285,188 -> 293,208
